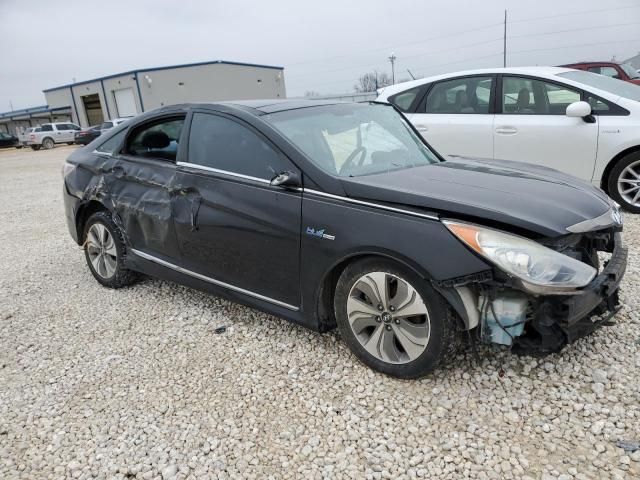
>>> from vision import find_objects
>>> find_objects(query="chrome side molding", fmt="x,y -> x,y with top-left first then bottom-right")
566,207 -> 622,233
303,189 -> 439,221
130,248 -> 300,311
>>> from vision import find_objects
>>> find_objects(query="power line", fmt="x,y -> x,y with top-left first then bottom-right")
285,21 -> 503,68
508,3 -> 640,24
286,36 -> 503,80
508,21 -> 640,39
509,37 -> 640,55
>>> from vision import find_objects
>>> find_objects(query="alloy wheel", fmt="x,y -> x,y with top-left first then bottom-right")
346,272 -> 430,364
617,160 -> 640,207
43,138 -> 54,149
86,223 -> 117,279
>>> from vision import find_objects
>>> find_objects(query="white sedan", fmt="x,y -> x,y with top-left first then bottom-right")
377,67 -> 640,213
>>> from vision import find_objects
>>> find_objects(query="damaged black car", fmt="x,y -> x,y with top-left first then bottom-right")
62,100 -> 627,378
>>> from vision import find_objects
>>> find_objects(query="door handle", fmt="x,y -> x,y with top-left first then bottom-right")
495,126 -> 517,135
415,124 -> 429,132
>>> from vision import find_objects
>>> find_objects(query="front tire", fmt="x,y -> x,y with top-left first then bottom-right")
608,151 -> 640,213
334,258 -> 457,379
83,211 -> 139,288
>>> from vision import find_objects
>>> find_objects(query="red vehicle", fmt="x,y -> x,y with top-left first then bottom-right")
560,61 -> 640,85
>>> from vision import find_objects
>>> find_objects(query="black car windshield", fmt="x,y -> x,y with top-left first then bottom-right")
558,70 -> 640,102
264,103 -> 439,177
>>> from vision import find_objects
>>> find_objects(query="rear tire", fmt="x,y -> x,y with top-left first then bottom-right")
31,145 -> 41,151
83,211 -> 139,289
67,142 -> 74,145
608,151 -> 640,213
334,258 -> 458,378
42,138 -> 55,149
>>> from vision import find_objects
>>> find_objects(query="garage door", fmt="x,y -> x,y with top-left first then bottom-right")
113,88 -> 137,118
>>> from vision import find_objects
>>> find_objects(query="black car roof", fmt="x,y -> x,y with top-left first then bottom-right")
201,99 -> 347,115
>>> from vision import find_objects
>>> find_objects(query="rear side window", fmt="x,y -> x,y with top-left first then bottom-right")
95,130 -> 126,154
126,118 -> 184,162
388,86 -> 423,112
187,113 -> 291,180
421,76 -> 493,114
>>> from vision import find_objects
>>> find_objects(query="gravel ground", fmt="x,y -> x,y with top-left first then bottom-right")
0,146 -> 639,480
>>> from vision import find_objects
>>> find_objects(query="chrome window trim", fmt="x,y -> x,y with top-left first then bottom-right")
130,249 -> 299,311
566,208 -> 620,233
92,149 -> 112,157
303,189 -> 439,221
176,161 -> 271,185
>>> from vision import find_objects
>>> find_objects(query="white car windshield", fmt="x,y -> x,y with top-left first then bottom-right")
265,103 -> 439,177
558,70 -> 640,102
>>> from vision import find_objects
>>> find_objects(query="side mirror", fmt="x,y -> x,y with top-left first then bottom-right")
566,101 -> 592,118
270,170 -> 301,189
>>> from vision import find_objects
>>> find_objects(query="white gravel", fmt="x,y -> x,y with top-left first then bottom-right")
0,146 -> 639,480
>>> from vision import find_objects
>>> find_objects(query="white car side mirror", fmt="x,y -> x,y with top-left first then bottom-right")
566,101 -> 592,118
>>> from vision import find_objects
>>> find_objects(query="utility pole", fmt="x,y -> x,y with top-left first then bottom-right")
503,10 -> 507,68
389,52 -> 397,85
9,100 -> 14,111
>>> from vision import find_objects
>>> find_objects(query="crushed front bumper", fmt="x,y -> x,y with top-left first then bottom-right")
515,232 -> 627,354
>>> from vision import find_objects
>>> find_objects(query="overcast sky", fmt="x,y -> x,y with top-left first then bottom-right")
1,0 -> 639,111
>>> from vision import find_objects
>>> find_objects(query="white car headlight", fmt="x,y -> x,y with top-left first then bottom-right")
444,221 -> 596,294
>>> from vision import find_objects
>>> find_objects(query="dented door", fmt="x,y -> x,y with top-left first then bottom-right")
103,154 -> 182,261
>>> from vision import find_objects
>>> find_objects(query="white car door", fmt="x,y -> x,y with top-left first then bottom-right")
493,75 -> 598,181
406,75 -> 495,159
53,124 -> 69,143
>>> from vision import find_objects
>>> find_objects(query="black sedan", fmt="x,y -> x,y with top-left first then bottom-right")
61,100 -> 626,378
74,125 -> 102,145
0,132 -> 19,148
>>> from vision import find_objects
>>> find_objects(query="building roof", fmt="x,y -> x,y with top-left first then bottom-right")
0,105 -> 72,120
43,60 -> 284,93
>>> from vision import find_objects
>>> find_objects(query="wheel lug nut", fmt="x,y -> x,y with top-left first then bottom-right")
376,316 -> 381,322
395,318 -> 400,324
386,325 -> 392,330
389,305 -> 395,312
377,304 -> 384,311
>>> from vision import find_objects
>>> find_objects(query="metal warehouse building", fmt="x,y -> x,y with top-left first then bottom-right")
1,60 -> 285,133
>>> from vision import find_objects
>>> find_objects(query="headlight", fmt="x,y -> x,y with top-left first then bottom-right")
62,161 -> 76,178
444,220 -> 596,294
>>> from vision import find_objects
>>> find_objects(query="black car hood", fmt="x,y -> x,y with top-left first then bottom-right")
340,157 -> 612,237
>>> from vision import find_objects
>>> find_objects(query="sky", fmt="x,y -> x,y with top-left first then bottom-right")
1,0 -> 639,111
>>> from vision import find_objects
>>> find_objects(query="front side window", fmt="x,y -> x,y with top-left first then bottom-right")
41,124 -> 53,132
95,129 -> 126,155
587,66 -> 620,79
188,113 -> 290,179
126,118 -> 184,161
502,77 -> 579,114
422,76 -> 493,114
388,86 -> 423,112
265,103 -> 438,177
